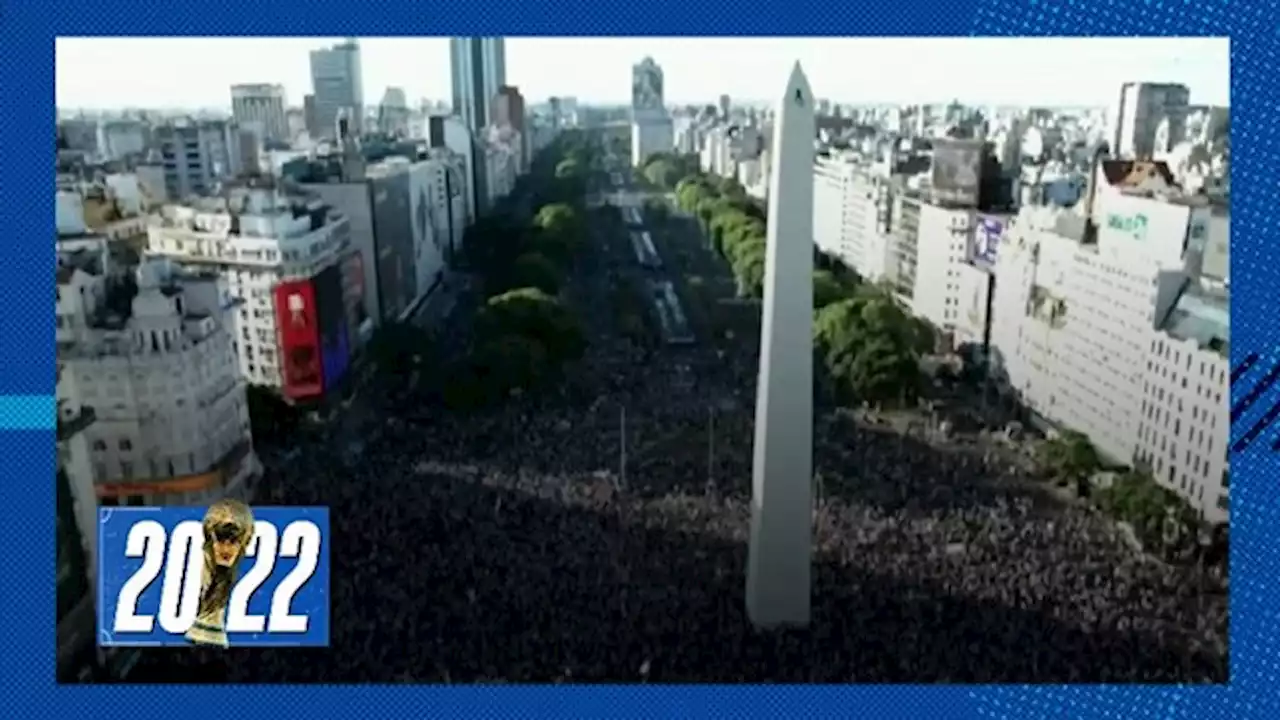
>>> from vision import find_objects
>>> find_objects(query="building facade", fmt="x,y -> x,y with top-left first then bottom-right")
309,38 -> 364,141
154,120 -> 244,199
1113,82 -> 1191,160
231,83 -> 289,144
56,258 -> 261,507
450,37 -> 506,136
811,154 -> 895,282
145,183 -> 353,399
987,190 -> 1228,522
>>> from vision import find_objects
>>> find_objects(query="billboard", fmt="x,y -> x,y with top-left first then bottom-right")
274,278 -> 323,400
930,138 -> 983,207
971,214 -> 1004,270
340,250 -> 368,349
314,263 -> 350,393
368,170 -> 417,322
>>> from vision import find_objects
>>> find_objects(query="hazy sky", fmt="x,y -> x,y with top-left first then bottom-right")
56,37 -> 1229,110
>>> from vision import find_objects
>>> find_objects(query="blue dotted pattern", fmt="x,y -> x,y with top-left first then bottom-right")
6,0 -> 1276,717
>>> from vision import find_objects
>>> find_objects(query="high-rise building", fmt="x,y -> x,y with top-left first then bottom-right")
449,37 -> 506,136
450,37 -> 506,218
230,83 -> 289,144
1112,82 -> 1191,160
309,38 -> 364,141
377,87 -> 410,137
153,120 -> 244,199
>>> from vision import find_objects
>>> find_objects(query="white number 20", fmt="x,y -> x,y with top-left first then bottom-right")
112,519 -> 322,635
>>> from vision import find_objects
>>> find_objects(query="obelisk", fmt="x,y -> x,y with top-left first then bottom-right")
746,62 -> 815,628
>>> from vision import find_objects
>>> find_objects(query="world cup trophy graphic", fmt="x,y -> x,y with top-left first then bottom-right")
185,499 -> 255,648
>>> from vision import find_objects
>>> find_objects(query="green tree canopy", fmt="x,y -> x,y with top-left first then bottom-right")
814,291 -> 922,405
478,287 -> 585,363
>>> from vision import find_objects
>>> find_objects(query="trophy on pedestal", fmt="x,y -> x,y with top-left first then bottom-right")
185,499 -> 255,648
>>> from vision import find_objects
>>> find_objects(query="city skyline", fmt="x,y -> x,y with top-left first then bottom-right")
56,37 -> 1229,111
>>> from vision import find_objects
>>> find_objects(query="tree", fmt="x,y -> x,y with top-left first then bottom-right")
814,292 -> 922,406
1038,430 -> 1101,486
462,212 -> 530,277
1096,469 -> 1200,555
478,287 -> 585,363
509,253 -> 563,296
813,269 -> 849,309
532,202 -> 584,264
643,158 -> 679,188
730,242 -> 767,298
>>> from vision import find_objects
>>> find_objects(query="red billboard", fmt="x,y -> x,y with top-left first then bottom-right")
274,278 -> 323,400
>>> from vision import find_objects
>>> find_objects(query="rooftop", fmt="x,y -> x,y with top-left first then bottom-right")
1160,280 -> 1229,357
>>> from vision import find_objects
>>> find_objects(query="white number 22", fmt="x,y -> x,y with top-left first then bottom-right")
112,519 -> 322,635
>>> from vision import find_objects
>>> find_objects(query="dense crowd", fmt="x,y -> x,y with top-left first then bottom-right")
123,177 -> 1227,684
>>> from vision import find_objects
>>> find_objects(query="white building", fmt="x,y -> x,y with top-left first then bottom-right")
988,183 -> 1228,522
57,256 -> 260,509
811,154 -> 894,282
631,116 -> 674,168
145,183 -> 351,389
886,193 -> 974,333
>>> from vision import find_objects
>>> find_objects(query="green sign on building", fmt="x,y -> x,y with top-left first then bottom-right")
1106,212 -> 1149,240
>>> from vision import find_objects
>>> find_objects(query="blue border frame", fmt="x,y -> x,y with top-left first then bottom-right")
15,1 -> 1279,717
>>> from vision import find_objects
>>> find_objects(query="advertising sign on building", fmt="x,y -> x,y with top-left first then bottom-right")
971,214 -> 1003,270
314,263 -> 350,393
273,279 -> 323,400
930,138 -> 983,207
1105,212 -> 1149,241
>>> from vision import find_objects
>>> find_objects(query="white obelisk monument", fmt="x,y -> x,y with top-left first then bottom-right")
746,62 -> 815,628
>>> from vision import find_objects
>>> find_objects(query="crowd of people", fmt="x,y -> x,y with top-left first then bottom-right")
123,166 -> 1227,684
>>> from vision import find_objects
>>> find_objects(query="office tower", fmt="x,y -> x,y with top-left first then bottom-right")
309,38 -> 364,141
230,84 -> 288,143
746,62 -> 815,629
1112,82 -> 1191,159
449,37 -> 506,136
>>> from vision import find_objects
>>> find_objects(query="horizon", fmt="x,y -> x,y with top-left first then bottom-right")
56,37 -> 1229,112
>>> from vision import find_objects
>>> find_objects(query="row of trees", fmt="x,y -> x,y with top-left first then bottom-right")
671,170 -> 934,407
364,132 -> 597,409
